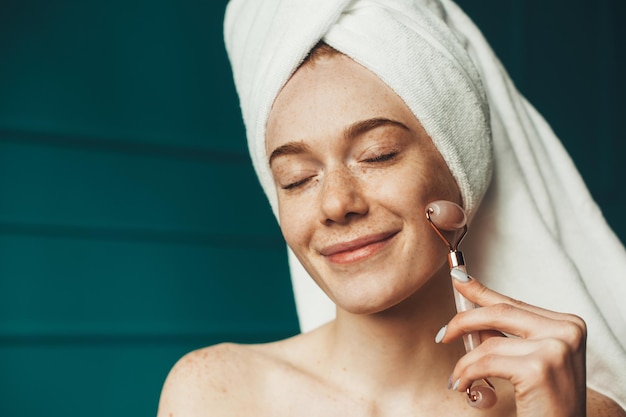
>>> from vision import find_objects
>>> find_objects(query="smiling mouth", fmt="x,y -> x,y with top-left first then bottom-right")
319,231 -> 399,265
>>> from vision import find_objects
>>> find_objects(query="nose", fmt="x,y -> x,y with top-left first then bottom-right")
319,167 -> 368,225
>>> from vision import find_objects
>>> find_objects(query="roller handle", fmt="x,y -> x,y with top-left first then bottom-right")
451,265 -> 481,352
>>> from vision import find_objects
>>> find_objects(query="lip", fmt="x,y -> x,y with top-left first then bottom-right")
319,231 -> 399,264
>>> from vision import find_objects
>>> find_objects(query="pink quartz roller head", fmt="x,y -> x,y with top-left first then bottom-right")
425,200 -> 468,268
425,200 -> 497,409
426,200 -> 467,232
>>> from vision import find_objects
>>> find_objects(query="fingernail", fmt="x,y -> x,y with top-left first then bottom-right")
451,268 -> 470,282
447,375 -> 453,389
435,325 -> 447,343
452,378 -> 461,391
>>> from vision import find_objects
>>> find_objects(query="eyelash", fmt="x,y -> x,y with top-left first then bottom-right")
282,177 -> 313,190
281,152 -> 399,190
363,151 -> 398,163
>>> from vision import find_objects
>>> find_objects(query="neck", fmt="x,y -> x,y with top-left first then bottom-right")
319,263 -> 465,397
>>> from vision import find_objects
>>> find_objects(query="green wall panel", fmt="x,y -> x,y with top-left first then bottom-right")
0,0 -> 245,151
0,345 -> 208,417
0,235 -> 294,330
1,1 -> 297,416
0,140 -> 278,237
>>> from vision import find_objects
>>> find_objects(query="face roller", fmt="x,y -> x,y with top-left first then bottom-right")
426,200 -> 497,409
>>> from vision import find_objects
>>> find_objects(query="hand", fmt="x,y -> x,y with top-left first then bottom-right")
438,273 -> 587,417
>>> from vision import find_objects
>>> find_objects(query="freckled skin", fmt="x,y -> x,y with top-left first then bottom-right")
587,392 -> 626,417
266,54 -> 461,315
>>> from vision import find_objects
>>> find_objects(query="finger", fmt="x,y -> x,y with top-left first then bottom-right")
452,350 -> 585,417
449,353 -> 537,394
445,304 -> 586,349
450,270 -> 586,327
453,337 -> 543,375
479,329 -> 508,342
435,325 -> 509,348
442,303 -> 549,341
449,338 -> 580,395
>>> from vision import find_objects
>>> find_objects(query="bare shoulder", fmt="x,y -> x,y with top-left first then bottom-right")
588,388 -> 626,417
156,342 -> 269,417
156,335 -> 318,417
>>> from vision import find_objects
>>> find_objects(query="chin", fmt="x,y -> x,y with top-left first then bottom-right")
329,274 -> 425,316
303,252 -> 444,315
336,292 -> 418,316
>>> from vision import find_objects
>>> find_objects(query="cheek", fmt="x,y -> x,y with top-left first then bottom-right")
400,157 -> 461,210
424,152 -> 462,205
277,196 -> 312,252
366,162 -> 438,213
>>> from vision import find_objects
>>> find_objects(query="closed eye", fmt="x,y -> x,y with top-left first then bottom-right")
363,152 -> 398,163
282,176 -> 313,190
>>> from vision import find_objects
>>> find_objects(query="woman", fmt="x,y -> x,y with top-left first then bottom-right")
158,0 -> 626,415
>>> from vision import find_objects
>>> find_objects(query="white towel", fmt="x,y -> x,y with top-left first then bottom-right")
224,0 -> 626,407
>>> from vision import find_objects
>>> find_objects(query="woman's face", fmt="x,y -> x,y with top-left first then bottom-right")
266,54 -> 461,315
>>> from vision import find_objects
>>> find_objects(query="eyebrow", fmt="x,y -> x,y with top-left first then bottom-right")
344,117 -> 410,141
268,141 -> 311,166
268,118 -> 410,166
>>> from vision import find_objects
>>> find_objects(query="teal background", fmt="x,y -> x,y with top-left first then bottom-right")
0,1 -> 623,416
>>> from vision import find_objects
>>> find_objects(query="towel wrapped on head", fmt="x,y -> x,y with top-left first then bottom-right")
225,0 -> 491,217
224,0 -> 626,407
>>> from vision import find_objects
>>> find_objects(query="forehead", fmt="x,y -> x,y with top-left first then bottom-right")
265,54 -> 420,152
